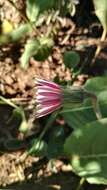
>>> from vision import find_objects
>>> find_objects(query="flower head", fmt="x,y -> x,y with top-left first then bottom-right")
35,78 -> 86,118
35,78 -> 63,118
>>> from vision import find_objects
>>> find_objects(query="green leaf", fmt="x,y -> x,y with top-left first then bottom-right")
21,37 -> 53,69
62,76 -> 107,129
26,0 -> 39,22
84,76 -> 107,117
64,118 -> 107,184
21,39 -> 39,69
34,37 -> 53,61
84,76 -> 107,94
62,102 -> 97,129
98,91 -> 107,117
28,138 -> 47,156
47,127 -> 65,158
26,0 -> 55,22
63,50 -> 80,69
10,24 -> 32,41
93,0 -> 107,31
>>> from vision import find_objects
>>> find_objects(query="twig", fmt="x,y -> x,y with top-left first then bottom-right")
91,28 -> 107,66
75,37 -> 107,48
6,0 -> 29,23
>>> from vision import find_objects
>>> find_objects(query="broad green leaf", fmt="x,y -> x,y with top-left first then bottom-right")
47,127 -> 65,158
26,0 -> 55,22
62,102 -> 97,129
98,90 -> 107,117
84,76 -> 107,94
21,37 -> 53,69
62,91 -> 107,129
62,76 -> 107,129
93,0 -> 107,31
63,50 -> 80,69
28,138 -> 47,156
84,76 -> 107,116
64,118 -> 107,184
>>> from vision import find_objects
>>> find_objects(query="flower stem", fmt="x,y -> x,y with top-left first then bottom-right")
39,110 -> 59,140
0,95 -> 20,110
76,178 -> 85,190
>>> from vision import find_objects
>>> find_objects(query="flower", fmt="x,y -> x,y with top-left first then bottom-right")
35,78 -> 63,118
35,78 -> 85,118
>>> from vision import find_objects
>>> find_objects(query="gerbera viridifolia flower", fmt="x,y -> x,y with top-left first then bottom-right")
34,78 -> 87,118
35,78 -> 63,118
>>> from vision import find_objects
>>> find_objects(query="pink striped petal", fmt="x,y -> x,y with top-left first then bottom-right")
36,101 -> 61,118
37,99 -> 62,107
35,78 -> 60,90
36,95 -> 61,103
37,91 -> 62,98
36,86 -> 61,94
35,78 -> 62,118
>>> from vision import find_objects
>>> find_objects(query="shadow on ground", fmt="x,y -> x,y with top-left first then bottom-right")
2,171 -> 107,190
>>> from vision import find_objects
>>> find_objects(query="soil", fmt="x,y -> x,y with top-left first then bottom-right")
0,0 -> 107,189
